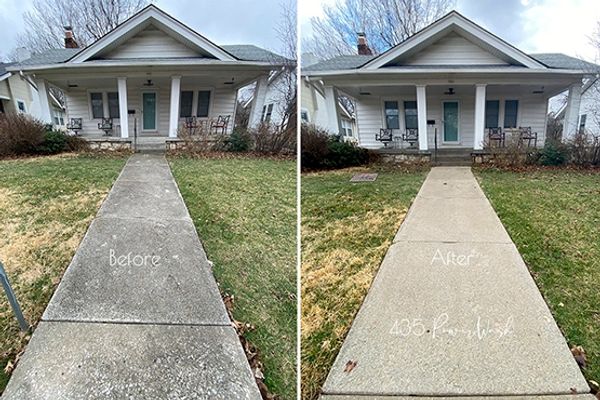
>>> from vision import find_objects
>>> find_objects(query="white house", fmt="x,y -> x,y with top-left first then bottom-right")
7,5 -> 287,140
0,62 -> 66,128
243,66 -> 295,128
301,11 -> 592,151
557,77 -> 600,139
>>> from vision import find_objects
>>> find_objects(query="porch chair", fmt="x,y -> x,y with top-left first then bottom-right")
98,118 -> 113,136
210,115 -> 230,134
375,128 -> 393,147
518,126 -> 538,148
67,118 -> 83,136
402,128 -> 419,148
184,116 -> 198,133
488,127 -> 505,147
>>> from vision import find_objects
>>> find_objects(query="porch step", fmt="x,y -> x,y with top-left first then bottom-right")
432,150 -> 472,166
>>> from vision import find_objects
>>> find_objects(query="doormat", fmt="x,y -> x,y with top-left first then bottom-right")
350,173 -> 378,182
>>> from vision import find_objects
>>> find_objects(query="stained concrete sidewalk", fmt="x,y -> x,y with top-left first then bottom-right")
3,154 -> 261,399
322,167 -> 592,399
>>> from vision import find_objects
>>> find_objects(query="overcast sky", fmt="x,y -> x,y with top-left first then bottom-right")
0,0 -> 286,59
300,0 -> 600,61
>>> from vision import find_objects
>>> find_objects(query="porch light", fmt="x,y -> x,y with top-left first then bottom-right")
444,87 -> 455,95
532,86 -> 544,94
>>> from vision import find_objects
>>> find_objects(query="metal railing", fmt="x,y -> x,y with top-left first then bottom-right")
0,260 -> 29,332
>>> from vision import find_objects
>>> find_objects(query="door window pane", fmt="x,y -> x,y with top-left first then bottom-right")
108,92 -> 119,118
90,92 -> 103,119
197,90 -> 210,118
384,101 -> 399,129
485,100 -> 499,129
180,91 -> 193,117
504,100 -> 519,128
404,101 -> 418,130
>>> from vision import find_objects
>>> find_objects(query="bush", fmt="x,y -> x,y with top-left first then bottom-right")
251,123 -> 296,155
539,140 -> 569,166
301,123 -> 369,170
227,129 -> 253,152
0,113 -> 46,156
568,131 -> 600,166
36,130 -> 68,154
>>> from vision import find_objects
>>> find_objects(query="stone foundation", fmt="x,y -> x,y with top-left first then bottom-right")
380,152 -> 432,164
87,139 -> 132,151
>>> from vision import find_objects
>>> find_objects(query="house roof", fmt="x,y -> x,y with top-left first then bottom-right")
529,53 -> 600,72
0,62 -> 15,80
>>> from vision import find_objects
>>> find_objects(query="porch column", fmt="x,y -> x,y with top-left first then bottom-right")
416,84 -> 428,150
117,77 -> 129,138
35,78 -> 52,124
169,75 -> 181,138
473,84 -> 487,150
562,82 -> 582,139
249,74 -> 269,128
323,85 -> 341,135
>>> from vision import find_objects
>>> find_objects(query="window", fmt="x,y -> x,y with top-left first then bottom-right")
262,103 -> 274,123
197,90 -> 210,118
300,108 -> 309,122
107,92 -> 120,119
341,119 -> 353,137
503,100 -> 519,128
90,92 -> 104,119
17,101 -> 26,113
485,100 -> 499,129
179,91 -> 193,118
579,114 -> 587,131
404,101 -> 418,130
384,101 -> 399,129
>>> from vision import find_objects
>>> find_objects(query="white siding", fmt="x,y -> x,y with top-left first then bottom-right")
65,83 -> 236,136
579,81 -> 600,136
404,32 -> 508,66
102,27 -> 200,59
356,92 -> 548,149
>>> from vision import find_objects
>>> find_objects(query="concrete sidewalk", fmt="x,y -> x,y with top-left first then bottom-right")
3,154 -> 261,399
322,167 -> 592,399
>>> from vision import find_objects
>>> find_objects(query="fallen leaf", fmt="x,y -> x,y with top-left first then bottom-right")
4,360 -> 14,375
571,346 -> 586,368
344,360 -> 357,373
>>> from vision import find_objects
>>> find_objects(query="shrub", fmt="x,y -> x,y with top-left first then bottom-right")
36,130 -> 68,154
251,123 -> 296,155
568,131 -> 600,166
65,134 -> 89,152
227,128 -> 253,152
0,113 -> 46,156
301,123 -> 369,170
539,140 -> 569,166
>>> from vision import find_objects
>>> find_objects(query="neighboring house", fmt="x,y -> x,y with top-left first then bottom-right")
301,11 -> 594,151
0,62 -> 66,128
243,66 -> 295,128
7,5 -> 287,138
300,78 -> 357,141
556,77 -> 600,138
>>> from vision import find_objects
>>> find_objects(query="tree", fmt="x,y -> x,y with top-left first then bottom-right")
303,0 -> 455,60
16,0 -> 149,53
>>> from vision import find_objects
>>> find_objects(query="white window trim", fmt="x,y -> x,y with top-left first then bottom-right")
484,99 -> 501,129
87,89 -> 120,120
381,98 -> 403,132
177,87 -> 214,120
141,91 -> 158,132
15,99 -> 26,113
502,99 -> 520,129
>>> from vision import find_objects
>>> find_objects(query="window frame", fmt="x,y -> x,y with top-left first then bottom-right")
89,92 -> 104,119
179,90 -> 194,118
485,100 -> 500,129
383,100 -> 400,130
107,92 -> 120,119
196,89 -> 211,119
16,100 -> 26,113
503,99 -> 519,129
403,100 -> 418,130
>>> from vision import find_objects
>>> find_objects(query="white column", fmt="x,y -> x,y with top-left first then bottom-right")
117,77 -> 129,138
416,84 -> 428,150
248,75 -> 269,128
35,78 -> 52,124
562,82 -> 582,140
473,84 -> 487,150
169,75 -> 181,138
323,85 -> 341,135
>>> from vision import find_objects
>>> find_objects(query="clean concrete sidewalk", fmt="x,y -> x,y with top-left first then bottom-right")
3,154 -> 261,399
322,167 -> 592,399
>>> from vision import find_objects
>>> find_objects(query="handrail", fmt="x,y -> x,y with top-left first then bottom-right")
0,260 -> 29,331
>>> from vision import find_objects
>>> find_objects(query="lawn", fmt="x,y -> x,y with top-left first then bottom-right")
301,167 -> 428,400
0,153 -> 127,393
476,168 -> 600,388
169,156 -> 297,400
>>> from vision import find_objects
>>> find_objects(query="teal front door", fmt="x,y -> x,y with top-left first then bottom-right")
142,92 -> 156,131
443,101 -> 459,142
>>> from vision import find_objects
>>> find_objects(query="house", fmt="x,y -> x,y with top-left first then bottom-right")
242,66 -> 295,128
300,77 -> 357,141
0,62 -> 66,128
7,5 -> 288,141
301,11 -> 594,152
557,76 -> 600,138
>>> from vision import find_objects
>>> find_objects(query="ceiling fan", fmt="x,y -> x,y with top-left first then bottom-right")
444,87 -> 455,95
143,79 -> 154,87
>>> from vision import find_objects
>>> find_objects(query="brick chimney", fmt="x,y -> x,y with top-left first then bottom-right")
64,26 -> 79,49
357,32 -> 372,56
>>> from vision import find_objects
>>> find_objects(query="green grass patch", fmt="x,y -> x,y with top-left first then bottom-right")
476,168 -> 600,386
0,153 -> 127,393
169,156 -> 297,400
301,167 -> 427,400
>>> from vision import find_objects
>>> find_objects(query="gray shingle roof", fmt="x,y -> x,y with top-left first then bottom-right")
0,62 -> 14,75
11,45 -> 288,68
303,52 -> 600,73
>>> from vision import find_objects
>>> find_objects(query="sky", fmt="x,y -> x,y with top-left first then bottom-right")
0,0 -> 286,59
299,0 -> 600,61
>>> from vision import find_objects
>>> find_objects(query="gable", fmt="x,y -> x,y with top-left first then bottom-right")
402,31 -> 508,66
98,25 -> 203,60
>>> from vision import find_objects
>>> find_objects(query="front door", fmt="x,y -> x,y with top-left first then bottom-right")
443,101 -> 459,143
142,92 -> 156,131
